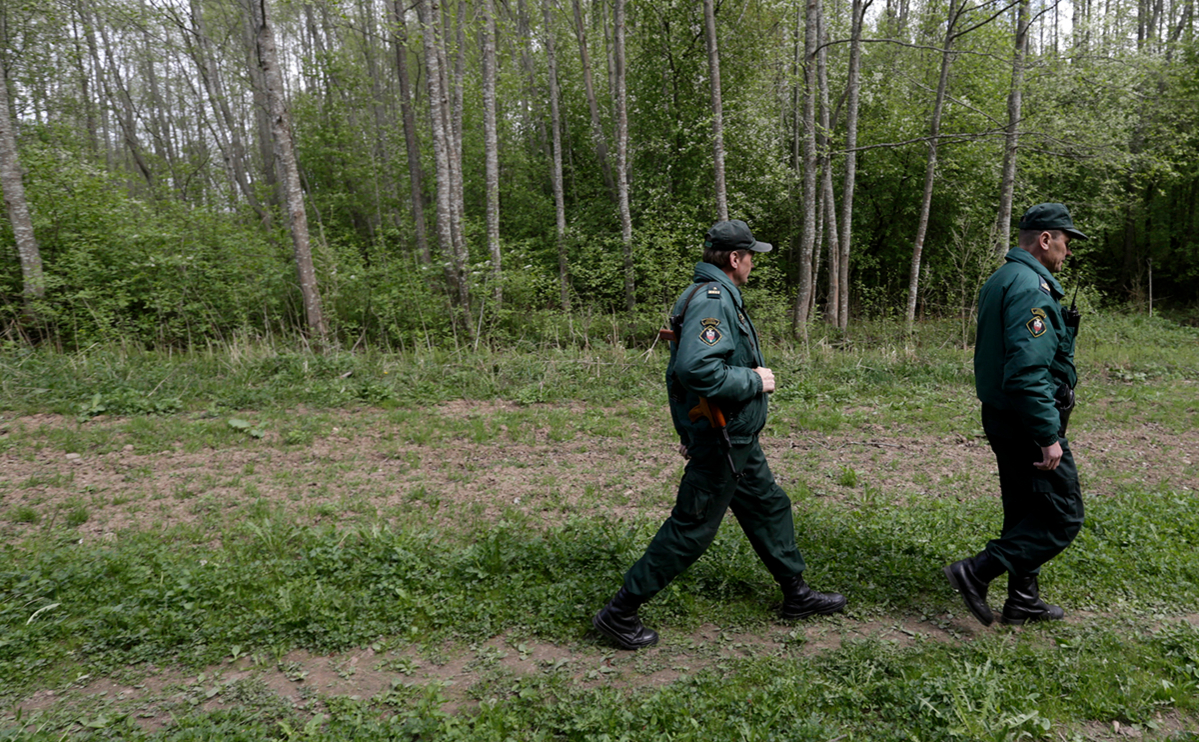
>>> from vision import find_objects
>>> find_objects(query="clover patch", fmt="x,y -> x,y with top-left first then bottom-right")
699,318 -> 723,346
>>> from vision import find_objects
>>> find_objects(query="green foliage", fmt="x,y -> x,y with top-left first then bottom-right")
2,141 -> 291,347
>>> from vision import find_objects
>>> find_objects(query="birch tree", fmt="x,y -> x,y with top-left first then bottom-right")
703,0 -> 727,221
543,0 -> 569,308
389,0 -> 431,265
836,0 -> 871,330
253,0 -> 328,343
905,0 -> 965,328
791,0 -> 819,333
483,0 -> 502,303
994,0 -> 1030,256
0,57 -> 42,303
614,0 -> 634,310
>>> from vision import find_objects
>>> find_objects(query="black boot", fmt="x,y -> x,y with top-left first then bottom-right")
592,587 -> 659,650
943,550 -> 1005,626
779,575 -> 846,620
1000,574 -> 1064,625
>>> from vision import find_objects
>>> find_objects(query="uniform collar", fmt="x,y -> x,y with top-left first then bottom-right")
693,261 -> 744,307
1004,248 -> 1064,298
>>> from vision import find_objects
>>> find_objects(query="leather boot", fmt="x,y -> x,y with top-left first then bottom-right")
943,550 -> 1005,626
1000,574 -> 1064,625
592,587 -> 659,650
779,575 -> 847,619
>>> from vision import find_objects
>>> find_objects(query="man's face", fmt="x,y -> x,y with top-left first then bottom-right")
729,250 -> 754,286
1038,230 -> 1073,273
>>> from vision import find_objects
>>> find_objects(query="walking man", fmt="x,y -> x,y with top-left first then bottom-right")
592,219 -> 846,650
945,203 -> 1086,626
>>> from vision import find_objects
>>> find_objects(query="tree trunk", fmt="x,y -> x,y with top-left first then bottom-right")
0,60 -> 43,304
703,0 -> 727,221
614,0 -> 634,310
905,0 -> 962,328
418,0 -> 469,310
543,0 -> 570,309
78,0 -> 112,168
791,0 -> 818,333
837,0 -> 870,330
189,0 -> 268,222
243,0 -> 279,208
253,0 -> 329,343
483,0 -> 503,304
389,0 -> 432,265
97,20 -> 154,187
994,0 -> 1029,257
817,0 -> 839,324
572,0 -> 616,202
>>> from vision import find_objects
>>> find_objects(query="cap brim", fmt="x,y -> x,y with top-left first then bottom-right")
1063,227 -> 1088,240
750,241 -> 773,253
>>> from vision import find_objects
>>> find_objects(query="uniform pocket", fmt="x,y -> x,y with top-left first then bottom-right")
674,469 -> 718,524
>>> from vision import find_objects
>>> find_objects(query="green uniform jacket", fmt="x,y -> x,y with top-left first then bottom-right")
666,262 -> 767,446
974,248 -> 1078,447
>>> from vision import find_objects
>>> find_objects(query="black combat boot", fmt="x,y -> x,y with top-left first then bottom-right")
779,575 -> 847,620
592,587 -> 659,650
1000,574 -> 1064,625
943,550 -> 1005,626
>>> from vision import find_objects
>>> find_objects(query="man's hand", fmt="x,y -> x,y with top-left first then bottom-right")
753,367 -> 776,393
1034,441 -> 1062,471
678,442 -> 689,459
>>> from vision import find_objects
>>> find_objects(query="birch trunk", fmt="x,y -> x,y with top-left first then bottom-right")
614,0 -> 634,310
418,0 -> 469,309
483,0 -> 502,303
189,0 -> 268,222
994,0 -> 1029,257
791,0 -> 818,333
837,0 -> 870,330
389,1 -> 431,265
254,0 -> 329,343
703,0 -> 727,221
816,0 -> 838,323
905,0 -> 961,328
572,0 -> 616,201
0,61 -> 43,302
543,0 -> 570,309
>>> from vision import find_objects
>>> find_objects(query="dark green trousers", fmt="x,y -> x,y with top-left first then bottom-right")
623,437 -> 806,599
981,405 -> 1084,577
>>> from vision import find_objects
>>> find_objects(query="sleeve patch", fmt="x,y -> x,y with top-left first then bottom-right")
699,318 -> 723,345
1027,316 -> 1048,337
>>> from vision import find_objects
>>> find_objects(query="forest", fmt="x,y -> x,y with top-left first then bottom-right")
0,0 -> 1196,348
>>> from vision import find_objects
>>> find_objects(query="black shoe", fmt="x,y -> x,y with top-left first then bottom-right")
592,587 -> 659,650
943,550 -> 1005,626
1000,574 -> 1064,625
779,575 -> 846,619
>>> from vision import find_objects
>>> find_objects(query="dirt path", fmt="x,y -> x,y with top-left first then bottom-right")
3,404 -> 1193,543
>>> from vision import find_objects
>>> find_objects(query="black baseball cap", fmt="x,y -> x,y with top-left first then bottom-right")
1018,203 -> 1088,240
704,220 -> 773,252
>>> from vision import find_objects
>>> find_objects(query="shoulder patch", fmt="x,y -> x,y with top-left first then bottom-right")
699,318 -> 723,346
707,286 -> 722,298
1027,315 -> 1048,338
1039,277 -> 1051,295
1031,307 -> 1047,319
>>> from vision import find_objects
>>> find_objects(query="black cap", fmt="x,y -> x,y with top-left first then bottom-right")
704,220 -> 772,252
1018,203 -> 1088,240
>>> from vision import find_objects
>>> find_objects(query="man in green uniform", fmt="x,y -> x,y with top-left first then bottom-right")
592,219 -> 846,650
944,203 -> 1086,626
